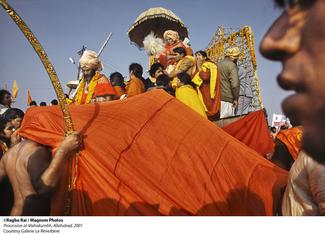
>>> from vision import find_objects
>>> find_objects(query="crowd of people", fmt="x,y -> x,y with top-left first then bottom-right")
0,29 -> 242,215
58,32 -> 240,122
1,0 -> 325,216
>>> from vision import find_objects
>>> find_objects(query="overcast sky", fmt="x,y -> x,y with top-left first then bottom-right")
0,0 -> 286,123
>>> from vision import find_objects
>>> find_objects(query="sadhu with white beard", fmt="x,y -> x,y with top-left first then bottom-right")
74,50 -> 116,104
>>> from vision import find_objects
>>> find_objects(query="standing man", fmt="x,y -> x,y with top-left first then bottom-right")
260,0 -> 325,215
74,50 -> 116,104
0,132 -> 82,215
217,47 -> 240,119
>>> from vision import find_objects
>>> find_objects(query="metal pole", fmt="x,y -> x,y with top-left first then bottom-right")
97,32 -> 112,56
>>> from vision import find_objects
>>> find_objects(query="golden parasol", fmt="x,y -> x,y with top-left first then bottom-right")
128,7 -> 188,48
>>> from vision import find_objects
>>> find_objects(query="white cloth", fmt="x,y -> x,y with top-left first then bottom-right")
0,104 -> 8,115
220,101 -> 234,118
282,151 -> 325,215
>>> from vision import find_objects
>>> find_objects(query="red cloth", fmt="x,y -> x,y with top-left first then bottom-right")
80,75 -> 115,104
93,77 -> 116,97
222,110 -> 275,156
19,90 -> 287,215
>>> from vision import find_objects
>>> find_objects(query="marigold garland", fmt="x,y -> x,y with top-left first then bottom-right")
74,72 -> 101,104
205,26 -> 263,110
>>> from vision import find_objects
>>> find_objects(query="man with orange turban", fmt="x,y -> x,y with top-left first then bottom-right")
73,50 -> 116,104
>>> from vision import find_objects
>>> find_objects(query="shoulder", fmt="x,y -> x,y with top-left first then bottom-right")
219,59 -> 236,70
181,56 -> 194,65
97,74 -> 110,84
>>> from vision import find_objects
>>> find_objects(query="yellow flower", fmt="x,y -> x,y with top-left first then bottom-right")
74,72 -> 101,104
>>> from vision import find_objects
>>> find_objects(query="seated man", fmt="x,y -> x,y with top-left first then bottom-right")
0,132 -> 82,215
159,30 -> 193,68
74,50 -> 116,104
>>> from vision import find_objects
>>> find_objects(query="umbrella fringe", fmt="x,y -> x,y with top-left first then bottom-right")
128,13 -> 187,34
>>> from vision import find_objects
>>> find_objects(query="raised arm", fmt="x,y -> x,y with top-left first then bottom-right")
40,132 -> 82,189
27,132 -> 82,197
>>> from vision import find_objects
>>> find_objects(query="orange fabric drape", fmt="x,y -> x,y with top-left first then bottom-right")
222,110 -> 275,156
19,90 -> 287,216
276,127 -> 303,161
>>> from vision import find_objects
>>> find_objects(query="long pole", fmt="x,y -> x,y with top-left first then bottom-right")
0,0 -> 74,134
97,32 -> 112,56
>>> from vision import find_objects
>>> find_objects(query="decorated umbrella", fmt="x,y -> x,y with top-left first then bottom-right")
128,7 -> 188,48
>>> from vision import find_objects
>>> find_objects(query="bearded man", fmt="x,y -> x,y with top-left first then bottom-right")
74,50 -> 116,104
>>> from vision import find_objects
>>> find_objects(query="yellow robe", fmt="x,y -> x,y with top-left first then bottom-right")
175,85 -> 207,118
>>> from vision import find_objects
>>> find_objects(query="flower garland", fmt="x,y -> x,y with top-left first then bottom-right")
245,27 -> 257,70
74,72 -> 101,104
240,28 -> 245,60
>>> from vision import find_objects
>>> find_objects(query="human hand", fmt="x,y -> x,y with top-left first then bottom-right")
232,100 -> 238,109
60,131 -> 83,154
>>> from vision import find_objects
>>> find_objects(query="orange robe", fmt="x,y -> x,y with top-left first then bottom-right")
159,41 -> 193,68
125,75 -> 145,98
78,74 -> 116,104
112,86 -> 126,99
19,90 -> 287,215
276,127 -> 303,161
